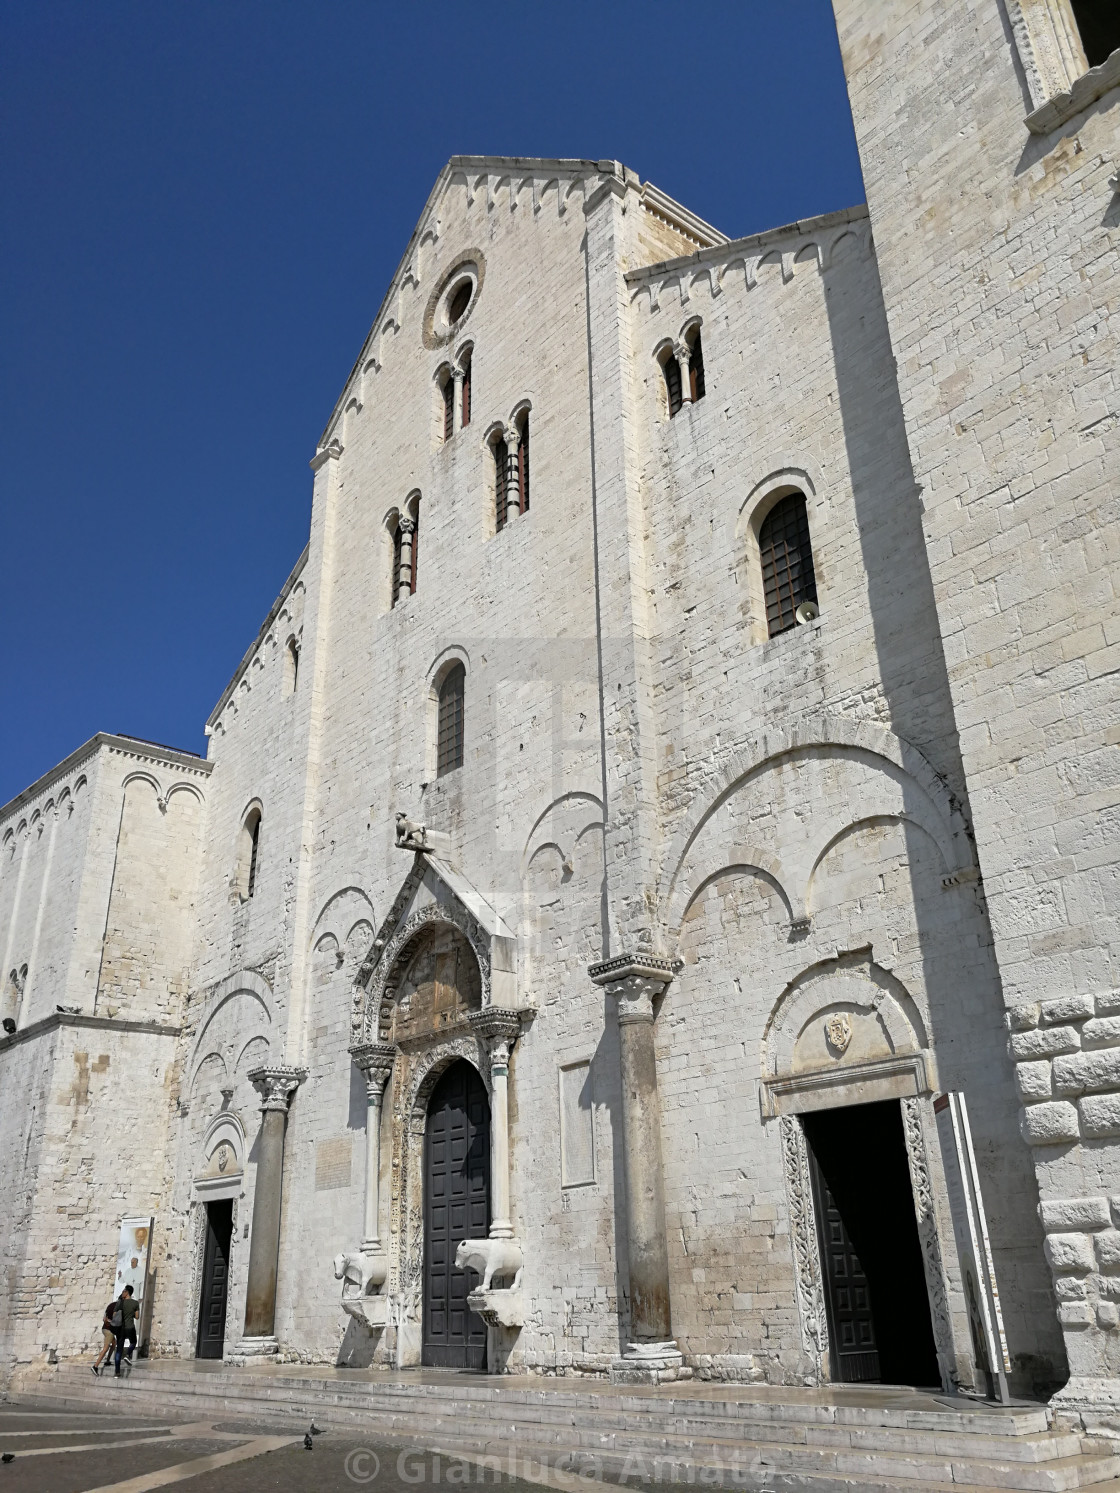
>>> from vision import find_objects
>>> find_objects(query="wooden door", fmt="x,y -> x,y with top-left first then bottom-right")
808,1149 -> 880,1382
196,1199 -> 233,1359
423,1061 -> 490,1369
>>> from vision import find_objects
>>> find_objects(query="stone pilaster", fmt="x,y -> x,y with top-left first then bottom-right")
351,1042 -> 396,1253
237,1064 -> 306,1354
589,954 -> 688,1383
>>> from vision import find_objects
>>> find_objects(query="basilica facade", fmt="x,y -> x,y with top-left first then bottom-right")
2,0 -> 1118,1417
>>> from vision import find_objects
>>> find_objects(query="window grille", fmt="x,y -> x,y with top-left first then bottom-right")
410,503 -> 419,594
461,357 -> 471,428
242,809 -> 262,899
437,663 -> 465,776
494,438 -> 509,530
517,417 -> 529,513
442,378 -> 454,441
688,334 -> 706,403
664,356 -> 682,416
759,492 -> 818,637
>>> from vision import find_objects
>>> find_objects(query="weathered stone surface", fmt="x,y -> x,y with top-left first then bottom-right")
1010,1026 -> 1082,1062
1081,1096 -> 1120,1140
1045,1233 -> 1097,1275
1022,1102 -> 1080,1147
1040,1198 -> 1111,1234
1016,1060 -> 1054,1103
1054,1051 -> 1120,1098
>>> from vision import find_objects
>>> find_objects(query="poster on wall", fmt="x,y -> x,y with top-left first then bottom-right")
934,1092 -> 1011,1403
115,1216 -> 154,1309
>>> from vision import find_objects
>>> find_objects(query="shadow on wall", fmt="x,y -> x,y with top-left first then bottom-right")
821,231 -> 1067,1395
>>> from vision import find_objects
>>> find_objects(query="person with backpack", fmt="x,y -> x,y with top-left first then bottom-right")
91,1297 -> 117,1375
112,1285 -> 139,1376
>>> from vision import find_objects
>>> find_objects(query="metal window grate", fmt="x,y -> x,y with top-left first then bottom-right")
688,334 -> 706,402
759,492 -> 817,637
461,358 -> 471,427
246,813 -> 261,898
392,521 -> 403,607
410,502 -> 419,594
437,663 -> 465,777
664,356 -> 682,416
442,378 -> 454,441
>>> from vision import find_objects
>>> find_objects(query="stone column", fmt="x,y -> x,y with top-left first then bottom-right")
470,1011 -> 523,1240
675,344 -> 692,406
239,1064 -> 306,1353
452,370 -> 465,434
351,1042 -> 396,1252
590,954 -> 688,1382
504,428 -> 521,520
397,516 -> 415,595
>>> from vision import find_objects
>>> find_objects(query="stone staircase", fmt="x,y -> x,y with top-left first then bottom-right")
12,1360 -> 1120,1491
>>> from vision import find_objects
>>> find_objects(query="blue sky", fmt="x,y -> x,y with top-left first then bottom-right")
0,1 -> 863,807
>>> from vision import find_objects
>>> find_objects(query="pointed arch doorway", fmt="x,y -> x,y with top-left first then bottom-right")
423,1059 -> 490,1369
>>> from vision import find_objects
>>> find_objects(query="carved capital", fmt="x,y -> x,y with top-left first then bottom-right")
398,516 -> 415,537
468,1009 -> 523,1070
589,954 -> 681,1024
351,1041 -> 397,1097
247,1064 -> 307,1112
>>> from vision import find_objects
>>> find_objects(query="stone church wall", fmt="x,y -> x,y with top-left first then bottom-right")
832,0 -> 1118,1402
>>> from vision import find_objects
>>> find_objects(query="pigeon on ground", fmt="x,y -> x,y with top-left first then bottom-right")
309,1421 -> 323,1435
2,1453 -> 14,1463
303,1433 -> 313,1450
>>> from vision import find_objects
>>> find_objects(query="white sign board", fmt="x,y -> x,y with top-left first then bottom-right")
934,1092 -> 1010,1402
115,1216 -> 154,1308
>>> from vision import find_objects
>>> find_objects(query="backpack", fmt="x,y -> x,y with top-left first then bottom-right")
108,1301 -> 123,1331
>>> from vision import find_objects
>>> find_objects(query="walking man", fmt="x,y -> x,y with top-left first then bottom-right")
113,1284 -> 139,1377
91,1297 -> 117,1375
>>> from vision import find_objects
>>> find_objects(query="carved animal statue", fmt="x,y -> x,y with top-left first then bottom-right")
333,1250 -> 387,1297
454,1237 -> 523,1292
395,812 -> 428,850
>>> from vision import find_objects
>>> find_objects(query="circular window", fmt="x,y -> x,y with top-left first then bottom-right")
448,280 -> 472,325
422,250 -> 486,349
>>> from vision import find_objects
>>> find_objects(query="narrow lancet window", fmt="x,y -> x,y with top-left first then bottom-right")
759,492 -> 818,637
437,662 -> 465,776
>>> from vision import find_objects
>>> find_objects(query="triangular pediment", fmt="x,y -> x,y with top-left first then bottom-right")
317,156 -> 726,451
350,852 -> 519,1047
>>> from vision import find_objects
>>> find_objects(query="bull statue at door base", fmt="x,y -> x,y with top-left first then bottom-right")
333,1249 -> 389,1330
455,1236 -> 523,1291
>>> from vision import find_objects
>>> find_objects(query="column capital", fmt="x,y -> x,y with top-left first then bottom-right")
469,1008 -> 524,1068
398,515 -> 415,536
350,1041 -> 397,1095
589,954 -> 683,1024
247,1064 -> 307,1112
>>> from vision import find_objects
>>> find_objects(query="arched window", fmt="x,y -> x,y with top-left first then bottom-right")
460,350 -> 472,428
442,375 -> 455,441
284,636 -> 300,695
687,332 -> 706,403
515,412 -> 529,514
437,662 -> 465,776
238,806 -> 262,901
494,434 -> 510,531
410,496 -> 420,594
664,354 -> 683,416
758,492 -> 818,638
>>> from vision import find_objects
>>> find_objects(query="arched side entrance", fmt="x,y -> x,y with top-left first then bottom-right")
422,1059 -> 490,1369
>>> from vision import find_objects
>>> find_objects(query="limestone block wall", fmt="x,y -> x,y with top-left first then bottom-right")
0,1017 -> 179,1378
831,0 -> 1119,1398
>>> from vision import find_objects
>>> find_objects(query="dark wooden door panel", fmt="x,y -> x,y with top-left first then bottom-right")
196,1199 -> 233,1360
809,1148 -> 880,1383
423,1060 -> 490,1370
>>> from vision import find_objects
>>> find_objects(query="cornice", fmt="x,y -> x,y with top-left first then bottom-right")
0,1010 -> 182,1054
205,542 -> 310,732
1,733 -> 210,826
624,204 -> 870,291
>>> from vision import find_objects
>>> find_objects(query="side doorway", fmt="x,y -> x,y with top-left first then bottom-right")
802,1099 -> 939,1387
422,1060 -> 490,1369
196,1199 -> 233,1360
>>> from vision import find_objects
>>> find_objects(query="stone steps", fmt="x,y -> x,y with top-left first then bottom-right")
14,1362 -> 1120,1492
